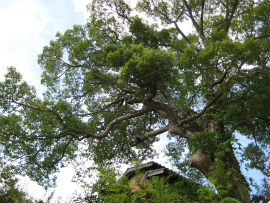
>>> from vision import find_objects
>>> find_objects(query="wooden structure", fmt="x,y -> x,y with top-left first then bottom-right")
124,161 -> 186,190
113,161 -> 215,202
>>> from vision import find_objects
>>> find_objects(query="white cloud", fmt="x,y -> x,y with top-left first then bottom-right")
53,166 -> 83,201
72,0 -> 90,21
0,0 -> 79,97
0,1 -> 47,43
0,0 -> 49,93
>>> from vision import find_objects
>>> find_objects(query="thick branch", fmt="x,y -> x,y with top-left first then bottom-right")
145,84 -> 157,101
225,0 -> 239,32
142,99 -> 169,118
126,94 -> 169,119
254,34 -> 270,39
11,100 -> 151,140
200,0 -> 205,35
159,83 -> 182,123
83,107 -> 151,139
179,92 -> 223,126
182,0 -> 206,46
129,125 -> 169,141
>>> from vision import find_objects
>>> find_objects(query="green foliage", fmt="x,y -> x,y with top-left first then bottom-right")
72,165 -> 218,203
166,139 -> 206,185
188,130 -> 217,154
1,0 -> 270,202
0,159 -> 40,203
251,177 -> 270,203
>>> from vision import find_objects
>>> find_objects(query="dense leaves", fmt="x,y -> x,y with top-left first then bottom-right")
71,165 -> 218,203
1,0 -> 270,201
0,158 -> 42,203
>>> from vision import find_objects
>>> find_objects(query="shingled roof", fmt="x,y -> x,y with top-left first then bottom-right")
124,161 -> 182,180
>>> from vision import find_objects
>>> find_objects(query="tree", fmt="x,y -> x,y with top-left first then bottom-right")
0,157 -> 41,203
1,0 -> 270,202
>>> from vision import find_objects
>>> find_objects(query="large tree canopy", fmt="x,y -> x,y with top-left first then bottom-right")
1,0 -> 270,201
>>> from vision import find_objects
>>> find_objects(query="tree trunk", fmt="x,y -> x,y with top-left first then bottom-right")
189,140 -> 251,202
160,81 -> 251,202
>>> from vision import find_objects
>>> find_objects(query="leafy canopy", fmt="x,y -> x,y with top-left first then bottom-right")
1,0 -> 270,201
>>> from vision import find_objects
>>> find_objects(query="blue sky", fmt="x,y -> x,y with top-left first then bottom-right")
0,0 -> 265,201
0,0 -> 89,201
0,0 -> 88,95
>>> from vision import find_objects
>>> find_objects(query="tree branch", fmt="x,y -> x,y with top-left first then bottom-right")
10,99 -> 151,140
254,34 -> 270,39
146,0 -> 191,45
11,100 -> 72,131
200,0 -> 205,35
189,88 -> 201,106
25,140 -> 53,165
83,107 -> 152,139
91,74 -> 122,93
128,125 -> 169,142
229,114 -> 269,133
49,137 -> 74,167
179,92 -> 223,126
173,22 -> 192,44
182,0 -> 206,46
126,94 -> 169,119
110,0 -> 147,46
75,96 -> 125,116
225,0 -> 239,32
236,71 -> 270,78
210,64 -> 232,87
159,83 -> 183,123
